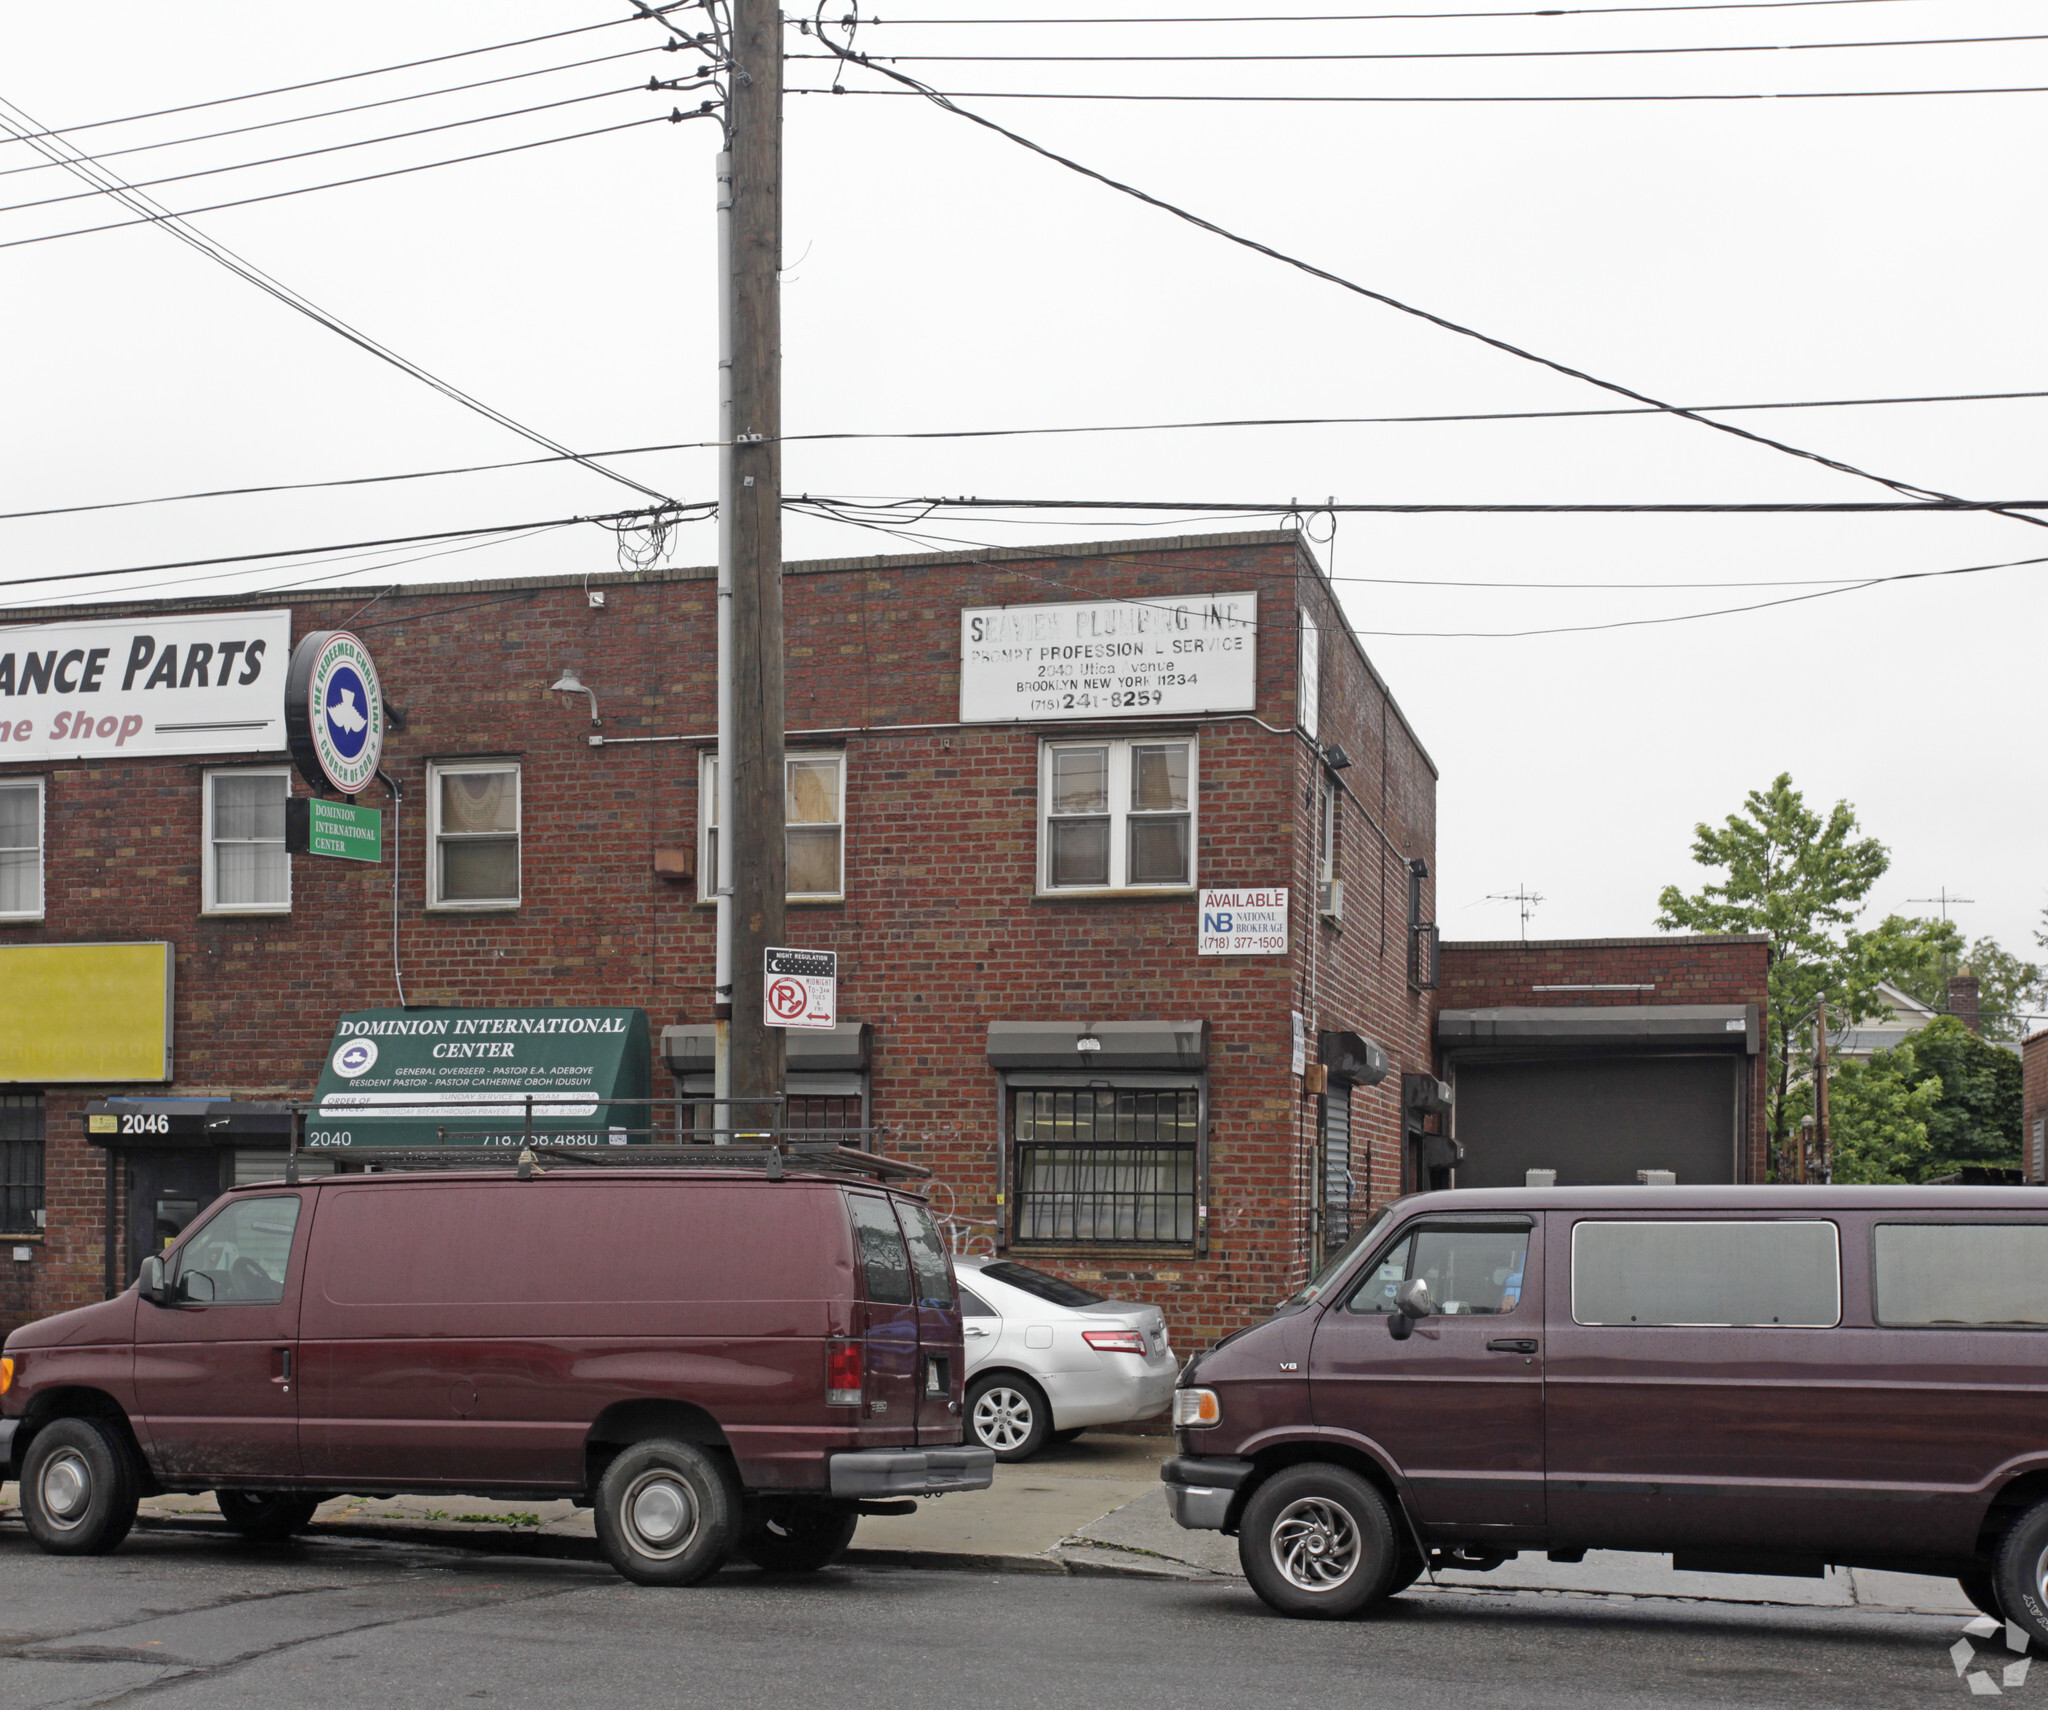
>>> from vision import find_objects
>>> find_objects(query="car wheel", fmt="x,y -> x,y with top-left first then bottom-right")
1238,1463 -> 1398,1620
966,1374 -> 1050,1461
1961,1570 -> 2006,1624
217,1491 -> 322,1542
1049,1429 -> 1086,1447
1994,1500 -> 2048,1648
594,1438 -> 739,1587
20,1417 -> 141,1557
739,1500 -> 859,1573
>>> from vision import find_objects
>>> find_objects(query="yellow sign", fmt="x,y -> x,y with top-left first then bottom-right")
0,943 -> 173,1082
88,1114 -> 117,1133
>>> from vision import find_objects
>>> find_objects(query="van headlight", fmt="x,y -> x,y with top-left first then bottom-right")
1172,1387 -> 1220,1428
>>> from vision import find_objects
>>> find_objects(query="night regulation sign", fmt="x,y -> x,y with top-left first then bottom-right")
764,947 -> 837,1030
1198,888 -> 1290,956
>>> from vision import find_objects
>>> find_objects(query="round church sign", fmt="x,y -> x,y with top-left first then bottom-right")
285,630 -> 384,795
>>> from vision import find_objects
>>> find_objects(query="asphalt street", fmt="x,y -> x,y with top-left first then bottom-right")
0,1522 -> 1997,1710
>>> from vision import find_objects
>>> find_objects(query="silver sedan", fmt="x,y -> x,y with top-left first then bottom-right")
954,1257 -> 1177,1461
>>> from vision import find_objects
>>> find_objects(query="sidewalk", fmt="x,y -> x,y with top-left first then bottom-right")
0,1437 -> 1982,1613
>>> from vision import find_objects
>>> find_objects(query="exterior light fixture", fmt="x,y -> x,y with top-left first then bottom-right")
1322,743 -> 1353,772
550,671 -> 601,727
1075,1026 -> 1102,1053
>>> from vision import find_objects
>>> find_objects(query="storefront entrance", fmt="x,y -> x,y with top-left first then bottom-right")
123,1148 -> 225,1289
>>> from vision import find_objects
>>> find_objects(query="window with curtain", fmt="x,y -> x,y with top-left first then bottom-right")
1011,1087 -> 1199,1247
699,750 -> 845,902
1040,738 -> 1194,892
204,769 -> 289,913
429,761 -> 520,907
0,778 -> 43,919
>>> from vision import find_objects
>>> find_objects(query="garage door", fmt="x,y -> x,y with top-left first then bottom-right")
1452,1055 -> 1738,1189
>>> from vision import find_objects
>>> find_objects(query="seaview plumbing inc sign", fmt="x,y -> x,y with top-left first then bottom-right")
0,608 -> 290,761
959,592 -> 1258,723
308,1006 -> 651,1149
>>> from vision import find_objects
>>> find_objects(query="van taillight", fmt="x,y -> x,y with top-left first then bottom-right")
827,1339 -> 863,1406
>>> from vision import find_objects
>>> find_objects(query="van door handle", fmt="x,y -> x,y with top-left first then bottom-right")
1485,1338 -> 1538,1355
273,1347 -> 293,1390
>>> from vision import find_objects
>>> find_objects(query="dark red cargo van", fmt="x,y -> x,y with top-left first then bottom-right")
1162,1185 -> 2048,1635
0,1166 -> 992,1584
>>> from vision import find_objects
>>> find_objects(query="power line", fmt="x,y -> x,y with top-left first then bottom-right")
796,81 -> 2048,102
0,8 -> 695,147
795,493 -> 2048,512
795,30 -> 2048,63
0,44 -> 678,184
849,0 -> 1940,22
808,36 -> 2048,537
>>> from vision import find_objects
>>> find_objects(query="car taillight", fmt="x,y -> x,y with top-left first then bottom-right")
826,1339 -> 862,1407
1082,1329 -> 1148,1355
1173,1387 -> 1221,1427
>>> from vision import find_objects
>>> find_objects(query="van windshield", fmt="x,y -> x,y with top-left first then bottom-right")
1275,1211 -> 1391,1315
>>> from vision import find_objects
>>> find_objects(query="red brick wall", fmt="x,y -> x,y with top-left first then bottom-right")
2024,1032 -> 2048,1184
1436,935 -> 1773,1181
0,531 -> 1438,1352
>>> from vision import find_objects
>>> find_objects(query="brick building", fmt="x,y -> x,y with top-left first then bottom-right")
0,529 -> 1442,1350
2025,1031 -> 2048,1183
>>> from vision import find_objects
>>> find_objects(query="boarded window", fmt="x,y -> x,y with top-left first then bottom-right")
1572,1220 -> 1840,1328
1874,1224 -> 2048,1328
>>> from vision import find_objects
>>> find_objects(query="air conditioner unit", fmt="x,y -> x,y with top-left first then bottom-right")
1319,878 -> 1344,922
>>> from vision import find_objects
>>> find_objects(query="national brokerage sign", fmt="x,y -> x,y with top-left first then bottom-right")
0,609 -> 290,763
307,1007 -> 651,1149
1198,887 -> 1290,956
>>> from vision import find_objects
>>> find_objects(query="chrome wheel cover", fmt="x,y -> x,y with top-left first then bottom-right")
2035,1543 -> 2048,1615
1270,1496 -> 1361,1592
38,1448 -> 92,1531
621,1469 -> 699,1561
972,1386 -> 1036,1452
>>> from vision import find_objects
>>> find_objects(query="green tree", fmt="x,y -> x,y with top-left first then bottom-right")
1656,773 -> 1891,1177
1872,916 -> 2045,1041
1796,1044 -> 1941,1185
1962,938 -> 2048,1042
1897,1015 -> 2024,1176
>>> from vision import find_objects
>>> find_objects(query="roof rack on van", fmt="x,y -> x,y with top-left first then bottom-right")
282,1138 -> 930,1184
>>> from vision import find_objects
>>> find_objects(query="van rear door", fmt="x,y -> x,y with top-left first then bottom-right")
893,1197 -> 966,1444
845,1193 -> 919,1445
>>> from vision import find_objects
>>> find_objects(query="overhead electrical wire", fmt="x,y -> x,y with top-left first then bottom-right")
0,7 -> 696,148
793,493 -> 2048,512
807,29 -> 2048,536
848,0 -> 1943,23
797,82 -> 2048,102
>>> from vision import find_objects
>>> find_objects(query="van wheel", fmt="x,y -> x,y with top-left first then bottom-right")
739,1500 -> 859,1573
1238,1464 -> 1398,1620
20,1418 -> 140,1557
1961,1570 -> 2006,1624
1994,1500 -> 2048,1648
967,1374 -> 1049,1461
217,1491 -> 322,1543
594,1438 -> 738,1587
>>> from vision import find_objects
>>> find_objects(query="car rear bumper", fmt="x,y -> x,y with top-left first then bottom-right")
828,1445 -> 997,1498
1160,1454 -> 1254,1531
1044,1359 -> 1179,1430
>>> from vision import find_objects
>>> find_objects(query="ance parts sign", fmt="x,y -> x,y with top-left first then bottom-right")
0,608 -> 289,762
960,592 -> 1258,723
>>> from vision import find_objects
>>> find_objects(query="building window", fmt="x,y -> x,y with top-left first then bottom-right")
0,777 -> 44,920
429,760 -> 520,908
203,768 -> 290,914
1040,738 -> 1194,892
0,1093 -> 44,1235
699,751 -> 846,902
1011,1087 -> 1198,1246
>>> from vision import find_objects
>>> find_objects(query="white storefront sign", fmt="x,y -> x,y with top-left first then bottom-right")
764,946 -> 838,1030
1199,887 -> 1290,956
0,608 -> 291,762
959,591 -> 1258,724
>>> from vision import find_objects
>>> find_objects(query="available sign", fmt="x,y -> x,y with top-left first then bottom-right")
0,609 -> 290,763
286,796 -> 382,862
307,1006 -> 651,1149
764,947 -> 837,1030
1198,887 -> 1290,956
959,592 -> 1258,724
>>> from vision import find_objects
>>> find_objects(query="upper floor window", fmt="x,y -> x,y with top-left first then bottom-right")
0,778 -> 43,921
203,768 -> 289,915
429,760 -> 520,909
1040,738 -> 1194,892
699,750 -> 846,902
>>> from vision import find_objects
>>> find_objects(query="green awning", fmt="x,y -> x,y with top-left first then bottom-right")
307,1006 -> 651,1150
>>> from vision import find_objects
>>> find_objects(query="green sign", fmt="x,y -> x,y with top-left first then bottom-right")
307,1006 -> 651,1151
286,797 -> 383,862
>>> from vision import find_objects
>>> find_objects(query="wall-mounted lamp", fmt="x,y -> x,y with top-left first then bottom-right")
550,671 -> 601,727
1075,1025 -> 1102,1053
1321,742 -> 1353,772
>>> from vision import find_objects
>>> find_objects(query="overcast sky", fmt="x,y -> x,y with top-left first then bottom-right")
4,0 -> 2043,973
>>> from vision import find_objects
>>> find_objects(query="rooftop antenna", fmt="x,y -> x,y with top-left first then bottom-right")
1906,887 -> 1975,1003
1485,883 -> 1545,942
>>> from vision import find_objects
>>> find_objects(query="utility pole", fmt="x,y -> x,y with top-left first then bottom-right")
712,0 -> 785,1126
1813,996 -> 1831,1183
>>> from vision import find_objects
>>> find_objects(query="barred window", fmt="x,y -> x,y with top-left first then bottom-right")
1,1093 -> 45,1236
1012,1087 -> 1198,1246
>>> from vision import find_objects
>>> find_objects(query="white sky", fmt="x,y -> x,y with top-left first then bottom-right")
3,0 -> 2043,965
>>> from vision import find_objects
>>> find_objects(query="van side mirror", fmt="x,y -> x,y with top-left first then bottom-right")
139,1255 -> 168,1306
1387,1277 -> 1433,1341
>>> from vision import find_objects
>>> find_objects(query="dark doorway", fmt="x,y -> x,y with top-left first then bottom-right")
124,1149 -> 227,1288
1451,1055 -> 1739,1188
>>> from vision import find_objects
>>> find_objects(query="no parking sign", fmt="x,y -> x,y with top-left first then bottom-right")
764,947 -> 837,1030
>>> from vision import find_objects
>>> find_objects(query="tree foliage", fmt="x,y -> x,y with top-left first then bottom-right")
1872,915 -> 2046,1042
1900,1015 -> 2024,1175
1803,1045 -> 1940,1185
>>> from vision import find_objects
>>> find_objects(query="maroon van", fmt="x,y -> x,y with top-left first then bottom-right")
1162,1185 -> 2048,1636
0,1164 -> 992,1584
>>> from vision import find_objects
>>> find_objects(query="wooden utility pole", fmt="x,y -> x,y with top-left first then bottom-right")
1813,997 -> 1831,1183
715,0 -> 786,1116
